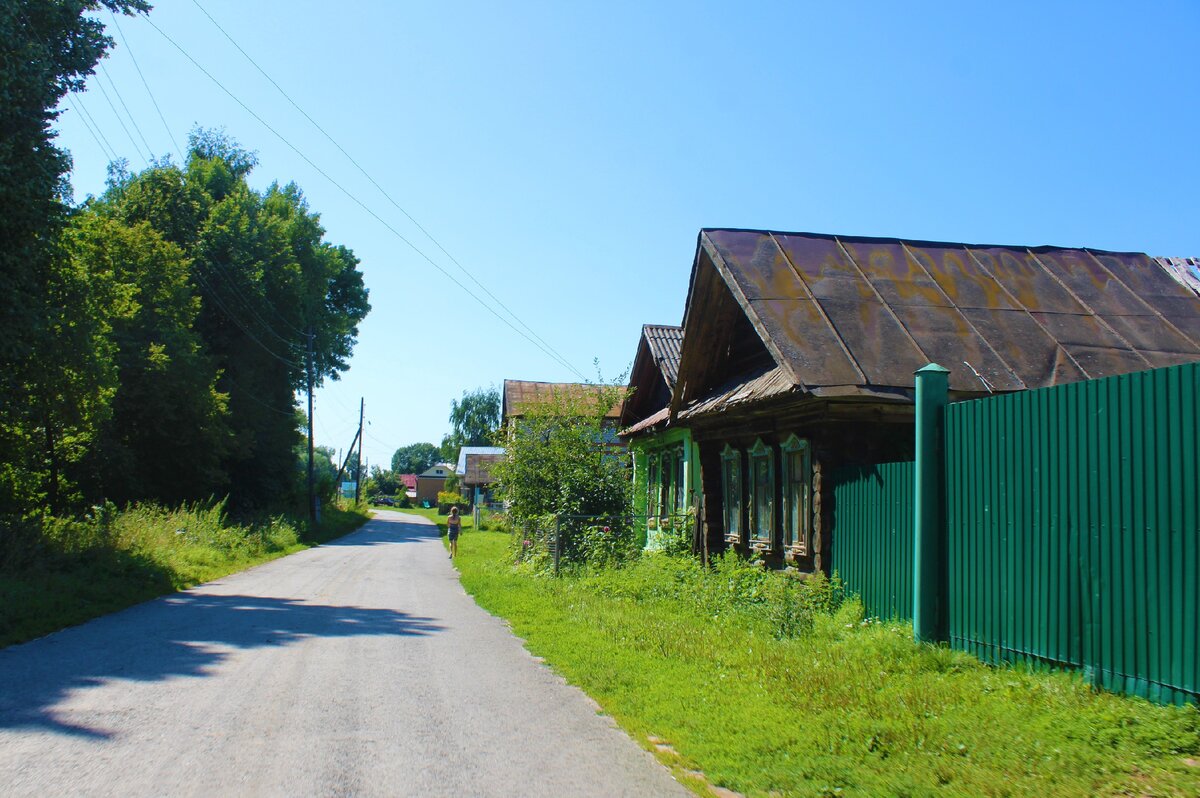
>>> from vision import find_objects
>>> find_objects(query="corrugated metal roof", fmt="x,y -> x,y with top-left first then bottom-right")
503,379 -> 623,419
1156,257 -> 1200,297
699,229 -> 1200,396
455,446 -> 505,475
464,453 -> 504,485
620,406 -> 670,437
678,365 -> 798,420
643,324 -> 683,388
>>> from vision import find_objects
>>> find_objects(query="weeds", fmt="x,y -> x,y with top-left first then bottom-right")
0,500 -> 369,647
455,531 -> 1200,797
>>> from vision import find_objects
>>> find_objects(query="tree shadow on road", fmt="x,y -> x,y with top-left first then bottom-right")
0,593 -> 443,739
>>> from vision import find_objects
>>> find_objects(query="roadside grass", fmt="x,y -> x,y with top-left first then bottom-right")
379,504 -> 477,535
455,530 -> 1200,797
0,501 -> 370,648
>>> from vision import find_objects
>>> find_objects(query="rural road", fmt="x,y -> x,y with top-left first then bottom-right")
0,511 -> 688,797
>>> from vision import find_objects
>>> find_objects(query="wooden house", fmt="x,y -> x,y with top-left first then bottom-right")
670,229 -> 1200,572
502,379 -> 625,448
619,325 -> 700,548
455,446 -> 506,506
415,463 -> 453,506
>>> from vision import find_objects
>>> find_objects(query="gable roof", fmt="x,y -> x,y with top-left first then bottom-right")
502,379 -> 623,420
1157,257 -> 1200,296
463,452 -> 504,485
674,229 -> 1200,415
620,325 -> 683,431
455,446 -> 505,475
398,474 -> 418,490
643,324 -> 683,387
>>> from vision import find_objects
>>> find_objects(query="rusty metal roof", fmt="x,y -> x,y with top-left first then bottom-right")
643,324 -> 683,388
678,365 -> 798,420
697,229 -> 1200,397
502,379 -> 623,419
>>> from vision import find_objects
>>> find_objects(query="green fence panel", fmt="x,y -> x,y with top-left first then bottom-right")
945,361 -> 1199,705
829,461 -> 915,620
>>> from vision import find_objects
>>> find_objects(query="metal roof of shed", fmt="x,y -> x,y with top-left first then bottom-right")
696,229 -> 1200,397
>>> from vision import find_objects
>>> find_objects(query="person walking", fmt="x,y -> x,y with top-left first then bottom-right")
447,506 -> 461,559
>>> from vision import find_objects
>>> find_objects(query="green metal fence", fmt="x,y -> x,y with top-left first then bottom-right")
945,361 -> 1199,705
830,461 -> 915,620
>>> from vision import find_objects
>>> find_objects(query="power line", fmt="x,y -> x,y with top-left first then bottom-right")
188,0 -> 584,380
146,14 -> 589,381
107,8 -> 184,164
98,60 -> 156,160
191,269 -> 306,370
66,96 -> 115,162
90,62 -> 148,166
196,261 -> 306,352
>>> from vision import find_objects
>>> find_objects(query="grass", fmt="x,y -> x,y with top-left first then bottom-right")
0,500 -> 370,648
454,530 -> 1200,797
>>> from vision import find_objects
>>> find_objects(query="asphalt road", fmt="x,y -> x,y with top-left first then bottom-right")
0,511 -> 688,797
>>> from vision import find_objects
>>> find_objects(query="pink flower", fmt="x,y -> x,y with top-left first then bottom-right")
603,526 -> 610,533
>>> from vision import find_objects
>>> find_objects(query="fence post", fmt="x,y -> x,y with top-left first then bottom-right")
913,363 -> 950,643
553,514 -> 561,576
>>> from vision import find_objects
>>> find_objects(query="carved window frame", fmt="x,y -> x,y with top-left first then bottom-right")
721,444 -> 742,543
748,438 -> 775,550
780,434 -> 812,556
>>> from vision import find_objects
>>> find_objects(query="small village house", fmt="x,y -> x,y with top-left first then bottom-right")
618,325 -> 700,548
663,228 -> 1200,572
455,446 -> 506,506
415,463 -> 453,506
502,379 -> 625,446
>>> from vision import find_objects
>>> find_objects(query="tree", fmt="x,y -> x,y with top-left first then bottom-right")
0,0 -> 150,515
448,386 -> 500,446
391,443 -> 440,475
492,384 -> 629,523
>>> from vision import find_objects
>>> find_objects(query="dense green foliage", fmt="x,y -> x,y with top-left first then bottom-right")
2,5 -> 369,528
456,531 -> 1200,797
390,442 -> 440,475
0,501 -> 369,647
1,0 -> 149,514
492,383 -> 628,522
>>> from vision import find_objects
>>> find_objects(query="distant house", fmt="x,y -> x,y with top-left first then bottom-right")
455,446 -> 506,506
398,473 -> 418,501
502,379 -> 625,449
618,325 -> 698,548
664,229 -> 1200,571
415,464 -> 454,506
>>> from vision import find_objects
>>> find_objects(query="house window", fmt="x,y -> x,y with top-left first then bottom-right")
647,453 -> 661,517
749,439 -> 774,549
674,447 -> 687,513
781,434 -> 812,554
721,444 -> 742,542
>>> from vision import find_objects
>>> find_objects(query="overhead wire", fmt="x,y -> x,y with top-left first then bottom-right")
107,8 -> 184,164
97,60 -> 156,160
191,268 -> 306,370
187,0 -> 585,381
66,96 -> 115,162
90,63 -> 149,166
144,13 -> 589,382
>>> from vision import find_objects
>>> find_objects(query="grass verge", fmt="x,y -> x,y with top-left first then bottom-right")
0,500 -> 370,648
455,530 -> 1200,797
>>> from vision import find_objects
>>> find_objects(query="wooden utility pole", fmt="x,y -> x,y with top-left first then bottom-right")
355,398 -> 365,504
306,327 -> 316,522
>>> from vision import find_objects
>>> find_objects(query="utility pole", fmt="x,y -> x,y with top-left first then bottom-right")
355,398 -> 365,504
306,327 -> 316,522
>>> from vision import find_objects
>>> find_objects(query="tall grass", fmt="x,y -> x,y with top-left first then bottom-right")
456,531 -> 1200,797
0,500 -> 369,647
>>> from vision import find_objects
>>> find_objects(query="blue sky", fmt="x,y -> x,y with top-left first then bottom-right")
56,0 -> 1200,471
